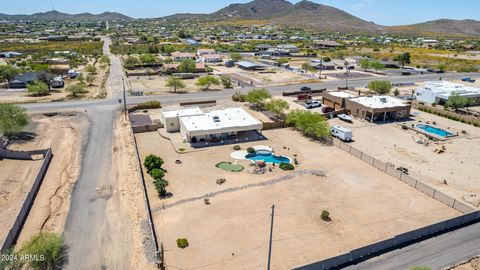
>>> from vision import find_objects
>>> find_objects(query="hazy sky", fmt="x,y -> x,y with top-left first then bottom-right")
2,0 -> 480,26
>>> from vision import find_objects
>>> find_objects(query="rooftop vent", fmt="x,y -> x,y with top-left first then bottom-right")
212,116 -> 220,122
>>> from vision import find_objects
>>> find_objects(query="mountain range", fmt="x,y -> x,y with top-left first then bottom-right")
1,0 -> 480,37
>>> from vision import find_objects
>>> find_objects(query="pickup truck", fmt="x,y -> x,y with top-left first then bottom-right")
462,77 -> 476,83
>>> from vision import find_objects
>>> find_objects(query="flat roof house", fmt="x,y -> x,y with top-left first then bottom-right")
277,44 -> 299,53
346,95 -> 411,122
415,80 -> 480,105
322,91 -> 356,110
160,107 -> 263,143
236,61 -> 267,71
170,51 -> 196,61
312,40 -> 343,49
197,49 -> 216,57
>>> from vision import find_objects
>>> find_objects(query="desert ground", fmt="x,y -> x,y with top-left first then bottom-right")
333,108 -> 480,209
128,74 -> 228,95
449,256 -> 480,270
135,127 -> 460,270
0,112 -> 88,247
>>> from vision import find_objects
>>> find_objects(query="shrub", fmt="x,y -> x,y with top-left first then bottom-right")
321,210 -> 331,221
367,80 -> 392,95
233,145 -> 241,150
176,238 -> 189,248
216,178 -> 226,185
279,162 -> 294,171
294,158 -> 299,165
247,147 -> 255,154
18,232 -> 65,270
232,91 -> 246,102
144,154 -> 164,173
401,124 -> 408,130
136,100 -> 162,110
153,178 -> 169,196
178,148 -> 185,152
150,168 -> 165,180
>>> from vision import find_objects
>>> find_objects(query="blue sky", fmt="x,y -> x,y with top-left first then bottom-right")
2,0 -> 480,26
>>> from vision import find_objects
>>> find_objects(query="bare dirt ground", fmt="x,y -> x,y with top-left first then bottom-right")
448,256 -> 480,270
128,75 -> 225,95
337,109 -> 480,208
111,115 -> 157,269
135,128 -> 459,270
4,113 -> 88,246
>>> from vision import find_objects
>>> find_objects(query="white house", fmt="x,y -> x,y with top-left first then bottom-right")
160,107 -> 262,143
415,80 -> 480,104
276,44 -> 299,53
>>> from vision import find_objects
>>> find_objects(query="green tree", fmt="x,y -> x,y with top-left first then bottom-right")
265,98 -> 289,119
370,61 -> 385,73
178,59 -> 196,73
150,168 -> 165,180
0,65 -> 19,86
245,88 -> 272,109
321,210 -> 331,221
76,73 -> 85,84
436,64 -> 447,72
165,76 -> 186,93
99,55 -> 110,66
359,59 -> 371,71
18,232 -> 66,270
393,88 -> 400,97
221,77 -> 233,89
301,62 -> 312,73
276,57 -> 289,65
66,83 -> 87,98
230,52 -> 243,62
286,109 -> 331,140
154,178 -> 169,196
446,94 -> 469,111
27,80 -> 50,96
144,154 -> 164,173
139,54 -> 157,64
368,80 -> 392,95
395,52 -> 411,69
196,75 -> 220,90
0,104 -> 29,136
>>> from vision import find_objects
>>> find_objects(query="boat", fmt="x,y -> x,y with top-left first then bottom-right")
338,114 -> 353,122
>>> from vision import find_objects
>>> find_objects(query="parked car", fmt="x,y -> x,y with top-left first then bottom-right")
297,94 -> 312,101
322,106 -> 334,113
331,125 -> 352,142
304,100 -> 321,109
300,86 -> 312,91
462,77 -> 476,83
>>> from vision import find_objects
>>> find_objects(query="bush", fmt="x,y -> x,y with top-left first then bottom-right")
144,154 -> 164,173
232,91 -> 246,102
150,168 -> 165,180
178,148 -> 185,152
321,210 -> 331,221
176,238 -> 189,248
18,232 -> 65,269
247,147 -> 255,154
401,124 -> 408,130
367,80 -> 392,95
135,100 -> 162,110
153,178 -> 169,196
233,145 -> 241,150
279,162 -> 294,171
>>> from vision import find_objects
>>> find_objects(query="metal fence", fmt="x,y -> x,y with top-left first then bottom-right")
333,138 -> 476,214
1,148 -> 52,251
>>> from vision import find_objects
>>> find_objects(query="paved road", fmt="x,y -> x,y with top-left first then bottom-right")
344,222 -> 480,270
22,72 -> 480,112
63,37 -> 131,269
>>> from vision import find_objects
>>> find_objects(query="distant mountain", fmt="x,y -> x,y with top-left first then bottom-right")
0,10 -> 132,21
390,19 -> 480,37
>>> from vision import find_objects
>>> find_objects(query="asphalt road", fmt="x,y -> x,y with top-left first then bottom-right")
344,222 -> 480,270
62,37 -> 131,269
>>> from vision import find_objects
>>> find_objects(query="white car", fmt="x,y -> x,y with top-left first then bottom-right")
304,100 -> 322,109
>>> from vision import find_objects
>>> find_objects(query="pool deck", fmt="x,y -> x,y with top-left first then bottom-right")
397,123 -> 458,141
230,145 -> 272,160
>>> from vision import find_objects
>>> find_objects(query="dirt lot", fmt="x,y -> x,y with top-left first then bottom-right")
0,112 -> 88,247
128,74 -> 228,95
135,128 -> 459,270
335,109 -> 480,208
0,62 -> 108,104
449,256 -> 480,270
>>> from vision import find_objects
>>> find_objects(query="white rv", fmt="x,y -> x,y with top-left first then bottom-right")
331,125 -> 352,142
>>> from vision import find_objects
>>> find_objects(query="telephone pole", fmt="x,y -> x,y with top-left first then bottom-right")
122,77 -> 127,119
267,204 -> 275,270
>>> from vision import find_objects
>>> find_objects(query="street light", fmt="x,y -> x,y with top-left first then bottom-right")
344,61 -> 350,89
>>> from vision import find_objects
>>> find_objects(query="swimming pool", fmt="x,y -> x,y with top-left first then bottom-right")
416,124 -> 453,138
245,150 -> 291,164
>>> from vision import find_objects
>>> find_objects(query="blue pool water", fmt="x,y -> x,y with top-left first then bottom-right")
246,151 -> 291,164
416,124 -> 453,138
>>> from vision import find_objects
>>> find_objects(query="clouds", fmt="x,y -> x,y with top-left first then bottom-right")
351,0 -> 376,10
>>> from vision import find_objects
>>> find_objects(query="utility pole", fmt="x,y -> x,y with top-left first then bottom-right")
319,54 -> 323,80
267,204 -> 275,270
122,77 -> 127,120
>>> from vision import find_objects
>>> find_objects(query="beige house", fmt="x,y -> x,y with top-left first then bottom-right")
345,96 -> 411,122
322,91 -> 355,110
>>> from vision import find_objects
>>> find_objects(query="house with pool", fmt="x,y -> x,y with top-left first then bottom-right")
159,107 -> 264,144
345,95 -> 411,122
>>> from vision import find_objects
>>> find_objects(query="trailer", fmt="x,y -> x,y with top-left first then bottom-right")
331,125 -> 352,142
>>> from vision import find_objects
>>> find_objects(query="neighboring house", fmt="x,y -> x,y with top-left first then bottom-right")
0,51 -> 22,58
322,91 -> 356,110
311,61 -> 336,70
276,44 -> 299,53
312,40 -> 343,49
255,44 -> 274,51
170,51 -> 196,61
225,60 -> 235,68
236,61 -> 267,71
201,54 -> 224,63
379,60 -> 400,69
345,56 -> 370,65
346,95 -> 411,122
415,80 -> 480,105
8,72 -> 38,89
197,49 -> 216,57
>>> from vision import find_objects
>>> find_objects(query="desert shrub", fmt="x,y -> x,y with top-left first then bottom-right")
247,147 -> 255,153
294,158 -> 299,165
233,145 -> 241,150
135,100 -> 162,110
401,124 -> 408,130
176,238 -> 189,248
321,210 -> 331,221
18,232 -> 65,270
216,178 -> 226,185
232,91 -> 246,102
150,168 -> 165,180
178,148 -> 185,152
279,162 -> 294,171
